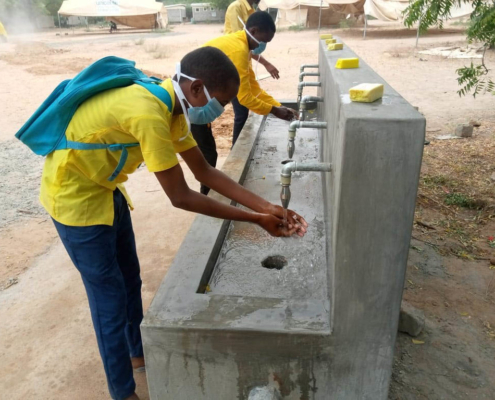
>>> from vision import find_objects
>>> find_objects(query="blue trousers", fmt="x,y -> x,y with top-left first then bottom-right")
232,96 -> 250,146
53,190 -> 143,400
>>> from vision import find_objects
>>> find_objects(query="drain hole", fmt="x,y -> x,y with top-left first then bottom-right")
261,255 -> 287,270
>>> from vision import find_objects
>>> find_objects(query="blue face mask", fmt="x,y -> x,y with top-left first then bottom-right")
240,17 -> 268,56
172,63 -> 225,135
252,41 -> 266,55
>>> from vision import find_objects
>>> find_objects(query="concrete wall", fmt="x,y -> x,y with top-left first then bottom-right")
142,37 -> 425,400
317,38 -> 425,398
166,8 -> 187,23
192,4 -> 225,22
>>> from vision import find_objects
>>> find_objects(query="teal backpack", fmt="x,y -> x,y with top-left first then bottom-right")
15,56 -> 172,182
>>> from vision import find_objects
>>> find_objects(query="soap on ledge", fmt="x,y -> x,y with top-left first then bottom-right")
320,33 -> 333,39
328,43 -> 343,51
325,38 -> 336,44
349,83 -> 384,103
335,58 -> 359,69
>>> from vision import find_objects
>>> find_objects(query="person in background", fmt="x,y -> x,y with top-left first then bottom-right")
191,11 -> 297,195
224,0 -> 279,80
0,20 -> 8,42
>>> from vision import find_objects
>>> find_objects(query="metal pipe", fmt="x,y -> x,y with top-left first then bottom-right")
363,14 -> 367,39
299,64 -> 319,73
299,71 -> 320,82
297,81 -> 321,104
288,121 -> 327,159
299,96 -> 324,120
280,161 -> 332,209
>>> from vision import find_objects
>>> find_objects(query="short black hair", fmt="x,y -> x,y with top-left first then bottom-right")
180,47 -> 240,92
246,11 -> 276,34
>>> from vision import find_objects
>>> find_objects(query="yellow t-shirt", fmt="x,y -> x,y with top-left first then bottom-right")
0,21 -> 7,37
40,78 -> 197,227
204,31 -> 281,115
224,0 -> 254,34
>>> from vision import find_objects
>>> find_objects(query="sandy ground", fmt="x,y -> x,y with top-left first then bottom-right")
0,22 -> 494,399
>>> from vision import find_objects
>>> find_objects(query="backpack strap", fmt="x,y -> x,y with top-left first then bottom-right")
135,79 -> 173,111
66,141 -> 139,182
64,79 -> 172,182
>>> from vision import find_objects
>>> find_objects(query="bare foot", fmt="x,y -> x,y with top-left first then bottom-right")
124,393 -> 139,400
131,356 -> 145,370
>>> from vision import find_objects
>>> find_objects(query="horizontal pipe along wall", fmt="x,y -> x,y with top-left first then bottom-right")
141,37 -> 425,399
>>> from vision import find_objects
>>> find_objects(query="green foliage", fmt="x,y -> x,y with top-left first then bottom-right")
0,0 -> 63,16
404,0 -> 495,97
43,0 -> 63,16
159,0 -> 232,10
444,192 -> 479,209
288,24 -> 305,31
209,0 -> 232,11
339,18 -> 356,29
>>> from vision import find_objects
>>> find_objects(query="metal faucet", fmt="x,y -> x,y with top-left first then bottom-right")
299,71 -> 320,82
287,120 -> 327,159
280,161 -> 332,209
297,81 -> 321,104
299,95 -> 324,121
299,64 -> 319,73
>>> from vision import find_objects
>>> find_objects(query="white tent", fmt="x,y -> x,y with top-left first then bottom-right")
259,0 -> 364,29
363,0 -> 474,44
364,0 -> 473,22
58,0 -> 168,29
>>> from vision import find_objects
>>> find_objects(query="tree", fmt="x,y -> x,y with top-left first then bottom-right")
43,0 -> 63,16
210,0 -> 233,11
404,0 -> 495,97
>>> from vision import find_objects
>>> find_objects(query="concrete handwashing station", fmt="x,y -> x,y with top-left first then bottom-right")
142,35 -> 425,400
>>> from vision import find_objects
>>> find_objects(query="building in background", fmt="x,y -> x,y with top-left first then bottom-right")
165,4 -> 188,23
191,3 -> 225,22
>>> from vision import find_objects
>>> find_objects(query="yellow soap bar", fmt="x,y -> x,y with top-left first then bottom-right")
335,58 -> 359,69
320,34 -> 333,39
349,83 -> 384,103
328,43 -> 344,51
325,38 -> 336,44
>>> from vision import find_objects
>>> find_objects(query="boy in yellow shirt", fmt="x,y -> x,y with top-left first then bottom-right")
224,0 -> 279,79
41,47 -> 307,400
192,11 -> 295,194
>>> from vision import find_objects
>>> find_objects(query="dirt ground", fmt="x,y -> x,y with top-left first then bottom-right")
0,22 -> 494,399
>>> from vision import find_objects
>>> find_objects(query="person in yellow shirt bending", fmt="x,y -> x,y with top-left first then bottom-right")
191,11 -> 297,195
225,0 -> 279,80
38,47 -> 307,400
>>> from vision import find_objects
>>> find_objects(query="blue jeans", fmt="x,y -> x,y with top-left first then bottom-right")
232,96 -> 250,146
53,190 -> 143,400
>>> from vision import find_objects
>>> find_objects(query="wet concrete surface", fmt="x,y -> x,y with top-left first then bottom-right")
208,115 -> 329,301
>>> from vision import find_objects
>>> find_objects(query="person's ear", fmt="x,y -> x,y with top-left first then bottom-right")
189,79 -> 205,99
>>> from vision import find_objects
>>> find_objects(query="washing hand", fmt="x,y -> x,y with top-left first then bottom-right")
259,204 -> 308,237
271,106 -> 299,122
258,214 -> 307,237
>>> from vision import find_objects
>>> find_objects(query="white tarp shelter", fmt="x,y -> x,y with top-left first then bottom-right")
58,0 -> 168,29
259,0 -> 364,28
364,0 -> 473,22
363,0 -> 474,44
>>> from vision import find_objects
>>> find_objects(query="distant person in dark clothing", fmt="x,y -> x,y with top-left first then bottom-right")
109,21 -> 117,33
